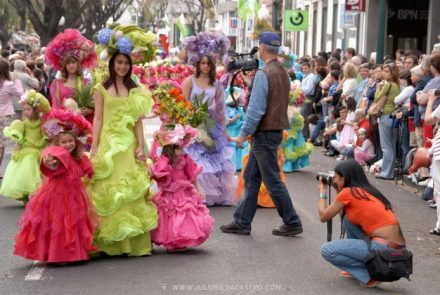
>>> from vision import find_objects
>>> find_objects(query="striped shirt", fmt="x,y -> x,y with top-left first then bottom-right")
432,104 -> 440,160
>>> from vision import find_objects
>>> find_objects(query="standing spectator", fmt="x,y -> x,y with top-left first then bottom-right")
355,63 -> 370,107
0,59 -> 23,175
417,55 -> 440,148
395,70 -> 414,109
424,89 -> 440,236
375,63 -> 400,180
344,48 -> 356,62
341,62 -> 358,100
13,59 -> 39,119
301,61 -> 317,138
411,65 -> 431,147
404,55 -> 418,70
396,48 -> 404,62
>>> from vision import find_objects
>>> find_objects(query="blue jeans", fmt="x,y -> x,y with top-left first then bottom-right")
321,218 -> 388,284
379,115 -> 396,178
233,131 -> 302,231
310,118 -> 326,142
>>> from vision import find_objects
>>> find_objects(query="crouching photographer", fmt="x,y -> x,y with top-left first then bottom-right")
317,160 -> 412,288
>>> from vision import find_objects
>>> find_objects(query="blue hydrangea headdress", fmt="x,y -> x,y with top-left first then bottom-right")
95,25 -> 157,64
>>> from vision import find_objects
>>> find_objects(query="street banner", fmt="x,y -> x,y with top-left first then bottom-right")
345,0 -> 366,12
238,0 -> 260,19
230,18 -> 238,36
284,10 -> 309,31
246,17 -> 254,35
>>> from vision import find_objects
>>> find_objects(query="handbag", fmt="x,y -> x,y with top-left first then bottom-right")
364,240 -> 413,282
368,83 -> 392,117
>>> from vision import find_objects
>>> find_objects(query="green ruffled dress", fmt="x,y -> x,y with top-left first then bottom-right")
90,84 -> 158,256
0,119 -> 47,202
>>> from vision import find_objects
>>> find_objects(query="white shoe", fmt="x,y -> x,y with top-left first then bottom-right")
418,178 -> 431,187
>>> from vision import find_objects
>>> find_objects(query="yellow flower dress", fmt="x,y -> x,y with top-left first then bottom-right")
89,84 -> 157,256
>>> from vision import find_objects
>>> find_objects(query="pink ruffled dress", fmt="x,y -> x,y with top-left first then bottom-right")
151,154 -> 214,250
14,146 -> 97,263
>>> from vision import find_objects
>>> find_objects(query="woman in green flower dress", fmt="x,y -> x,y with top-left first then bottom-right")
89,52 -> 157,256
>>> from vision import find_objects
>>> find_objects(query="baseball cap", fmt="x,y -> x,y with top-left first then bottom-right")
259,32 -> 281,47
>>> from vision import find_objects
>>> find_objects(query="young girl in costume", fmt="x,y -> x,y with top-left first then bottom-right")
224,87 -> 248,171
151,124 -> 214,251
14,109 -> 97,263
0,91 -> 50,203
282,106 -> 313,172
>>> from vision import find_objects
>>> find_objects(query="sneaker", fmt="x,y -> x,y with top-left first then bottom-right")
272,224 -> 303,236
360,279 -> 381,288
429,203 -> 437,209
220,222 -> 250,235
340,271 -> 353,278
418,178 -> 431,186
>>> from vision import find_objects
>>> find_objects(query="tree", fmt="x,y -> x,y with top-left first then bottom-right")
135,0 -> 168,30
182,0 -> 215,33
10,0 -> 134,46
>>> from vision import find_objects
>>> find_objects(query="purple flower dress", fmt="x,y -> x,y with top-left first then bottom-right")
185,77 -> 236,206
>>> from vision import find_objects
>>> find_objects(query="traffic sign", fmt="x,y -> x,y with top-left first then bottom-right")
285,10 -> 309,31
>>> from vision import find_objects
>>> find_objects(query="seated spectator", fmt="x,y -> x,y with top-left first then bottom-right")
353,128 -> 375,165
331,97 -> 356,153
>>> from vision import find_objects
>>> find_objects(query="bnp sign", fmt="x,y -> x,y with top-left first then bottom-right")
284,10 -> 309,31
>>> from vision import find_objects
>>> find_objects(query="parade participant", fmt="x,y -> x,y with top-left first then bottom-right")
282,104 -> 313,172
224,87 -> 247,170
0,91 -> 50,203
319,160 -> 407,287
45,29 -> 97,120
14,109 -> 96,263
150,125 -> 214,251
221,32 -> 303,236
182,32 -> 236,206
0,58 -> 23,175
89,48 -> 157,255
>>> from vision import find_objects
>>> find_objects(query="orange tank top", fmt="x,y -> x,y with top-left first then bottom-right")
336,187 -> 398,235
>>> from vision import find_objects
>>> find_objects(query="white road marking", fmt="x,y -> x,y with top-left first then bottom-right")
24,261 -> 46,281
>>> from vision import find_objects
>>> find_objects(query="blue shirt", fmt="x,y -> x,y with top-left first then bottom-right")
301,72 -> 316,96
239,70 -> 268,138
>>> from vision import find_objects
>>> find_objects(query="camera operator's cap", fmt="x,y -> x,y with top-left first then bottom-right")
259,32 -> 281,47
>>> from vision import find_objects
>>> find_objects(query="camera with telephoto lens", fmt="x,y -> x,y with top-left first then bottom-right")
227,47 -> 260,72
316,172 -> 334,185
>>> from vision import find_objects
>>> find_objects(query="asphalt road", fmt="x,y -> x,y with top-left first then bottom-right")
0,124 -> 439,295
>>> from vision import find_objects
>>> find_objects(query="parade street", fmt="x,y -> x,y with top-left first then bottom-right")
0,119 -> 439,295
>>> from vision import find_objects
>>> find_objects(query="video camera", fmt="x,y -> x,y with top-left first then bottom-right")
226,47 -> 259,72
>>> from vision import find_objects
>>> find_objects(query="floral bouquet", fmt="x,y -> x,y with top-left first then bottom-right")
183,31 -> 230,65
289,86 -> 305,107
152,83 -> 214,149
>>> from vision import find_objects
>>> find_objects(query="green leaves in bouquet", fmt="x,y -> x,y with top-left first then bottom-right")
189,91 -> 214,129
76,83 -> 95,109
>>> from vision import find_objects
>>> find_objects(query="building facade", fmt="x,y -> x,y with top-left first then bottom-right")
290,0 -> 440,58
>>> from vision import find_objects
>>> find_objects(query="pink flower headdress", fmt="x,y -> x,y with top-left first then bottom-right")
154,124 -> 197,148
45,29 -> 97,71
42,109 -> 92,144
183,31 -> 230,65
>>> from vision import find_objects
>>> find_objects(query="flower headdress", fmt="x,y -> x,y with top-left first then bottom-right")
154,124 -> 197,148
183,31 -> 230,65
20,90 -> 51,113
42,109 -> 92,144
45,29 -> 97,71
95,25 -> 157,64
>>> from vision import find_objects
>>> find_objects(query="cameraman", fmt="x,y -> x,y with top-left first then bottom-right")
221,32 -> 303,236
318,160 -> 406,287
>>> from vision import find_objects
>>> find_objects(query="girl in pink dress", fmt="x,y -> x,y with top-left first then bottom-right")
151,125 -> 214,251
14,109 -> 97,263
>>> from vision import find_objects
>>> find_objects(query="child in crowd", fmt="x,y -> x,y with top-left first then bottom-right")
150,125 -> 214,251
14,109 -> 97,263
0,91 -> 50,203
